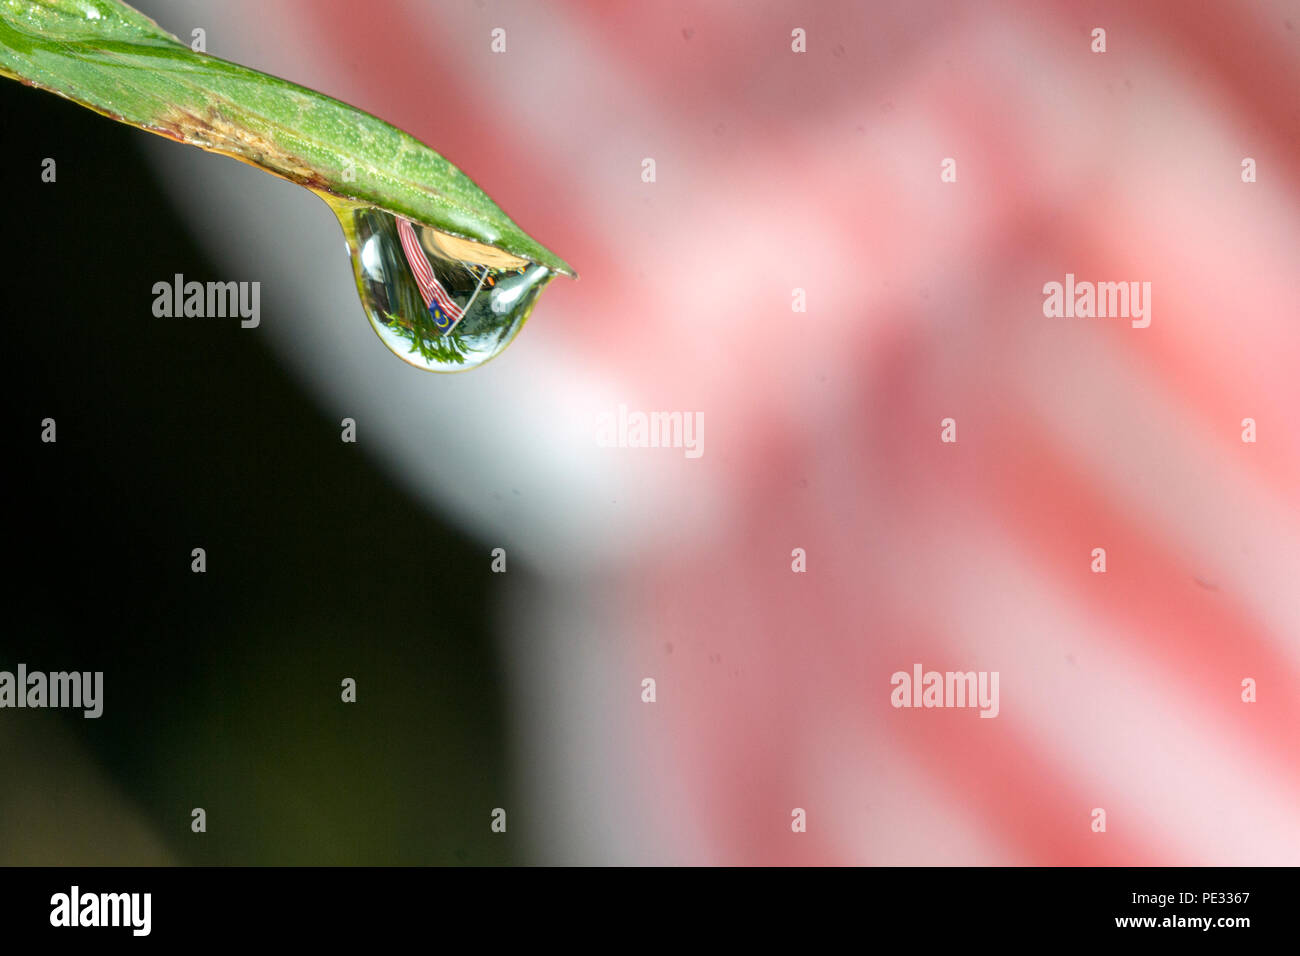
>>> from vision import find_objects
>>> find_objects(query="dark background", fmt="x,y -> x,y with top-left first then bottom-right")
2,78 -> 514,865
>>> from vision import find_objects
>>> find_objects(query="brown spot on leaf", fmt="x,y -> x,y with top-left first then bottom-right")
151,104 -> 324,189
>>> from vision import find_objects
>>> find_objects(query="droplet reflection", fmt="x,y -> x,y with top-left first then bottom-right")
326,198 -> 554,372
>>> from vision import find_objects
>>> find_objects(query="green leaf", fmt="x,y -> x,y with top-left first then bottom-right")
0,0 -> 575,276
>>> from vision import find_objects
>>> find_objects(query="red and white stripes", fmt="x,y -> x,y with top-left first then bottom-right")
396,216 -> 463,322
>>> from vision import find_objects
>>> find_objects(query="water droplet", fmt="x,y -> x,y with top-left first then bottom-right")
324,196 -> 554,372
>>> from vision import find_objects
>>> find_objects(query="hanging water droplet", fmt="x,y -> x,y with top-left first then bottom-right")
325,196 -> 555,372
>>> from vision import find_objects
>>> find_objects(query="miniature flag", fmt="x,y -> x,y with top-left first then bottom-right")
396,216 -> 463,335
